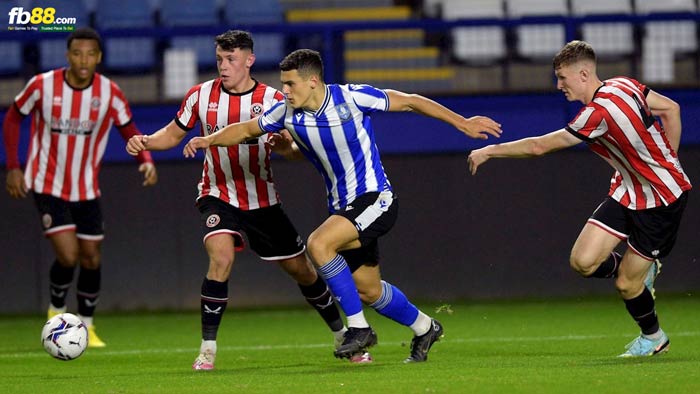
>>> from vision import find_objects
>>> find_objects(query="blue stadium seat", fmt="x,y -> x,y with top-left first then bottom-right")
170,35 -> 216,69
0,41 -> 23,75
95,0 -> 154,29
39,39 -> 67,71
104,37 -> 156,71
223,0 -> 282,25
94,0 -> 157,72
221,0 -> 284,68
251,33 -> 285,67
159,0 -> 219,27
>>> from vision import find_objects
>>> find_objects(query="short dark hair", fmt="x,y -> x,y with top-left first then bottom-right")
279,49 -> 324,80
67,27 -> 102,52
553,40 -> 596,70
215,30 -> 254,52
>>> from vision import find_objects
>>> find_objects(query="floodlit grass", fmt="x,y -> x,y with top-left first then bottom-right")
1,296 -> 700,393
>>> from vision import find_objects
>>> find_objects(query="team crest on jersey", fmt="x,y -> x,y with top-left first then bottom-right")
336,103 -> 352,122
250,103 -> 264,118
52,96 -> 62,106
90,97 -> 100,110
208,102 -> 218,112
42,213 -> 53,229
206,214 -> 220,228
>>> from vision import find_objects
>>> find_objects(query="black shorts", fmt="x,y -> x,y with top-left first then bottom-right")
589,192 -> 689,260
32,192 -> 104,240
196,196 -> 305,260
335,191 -> 398,272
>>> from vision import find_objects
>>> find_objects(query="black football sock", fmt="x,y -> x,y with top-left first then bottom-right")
299,276 -> 344,332
49,260 -> 75,308
624,287 -> 659,335
591,252 -> 621,278
77,267 -> 101,317
201,278 -> 228,341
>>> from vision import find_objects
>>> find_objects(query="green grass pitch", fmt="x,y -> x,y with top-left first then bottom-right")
1,296 -> 699,393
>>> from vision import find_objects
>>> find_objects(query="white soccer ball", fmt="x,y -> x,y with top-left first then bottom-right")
41,313 -> 88,360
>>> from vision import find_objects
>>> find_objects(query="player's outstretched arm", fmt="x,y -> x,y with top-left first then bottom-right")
183,117 -> 263,158
126,120 -> 188,155
385,89 -> 502,140
468,129 -> 581,175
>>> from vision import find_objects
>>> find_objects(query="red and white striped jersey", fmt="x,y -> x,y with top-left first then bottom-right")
176,79 -> 284,210
14,68 -> 135,201
566,77 -> 692,210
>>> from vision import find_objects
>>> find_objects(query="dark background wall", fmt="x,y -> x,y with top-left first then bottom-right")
1,147 -> 698,314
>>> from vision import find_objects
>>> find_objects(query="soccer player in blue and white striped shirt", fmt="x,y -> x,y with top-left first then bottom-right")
184,49 -> 502,363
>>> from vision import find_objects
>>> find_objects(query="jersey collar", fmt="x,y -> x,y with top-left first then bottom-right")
313,84 -> 331,117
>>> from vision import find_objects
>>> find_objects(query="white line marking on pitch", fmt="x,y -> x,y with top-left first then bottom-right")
2,331 -> 699,359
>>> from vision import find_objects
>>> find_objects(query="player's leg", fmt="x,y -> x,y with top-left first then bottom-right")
46,231 -> 79,318
353,263 -> 443,363
307,215 -> 369,333
276,254 -> 347,348
617,192 -> 688,357
309,191 -> 397,359
569,198 -> 626,278
72,198 -> 106,347
193,197 -> 241,370
245,204 -> 348,349
616,249 -> 668,357
33,193 -> 79,319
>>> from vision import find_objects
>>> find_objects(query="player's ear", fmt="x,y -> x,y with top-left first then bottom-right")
309,74 -> 319,88
246,52 -> 255,68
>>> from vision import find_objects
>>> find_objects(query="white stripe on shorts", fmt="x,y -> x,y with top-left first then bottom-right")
354,191 -> 394,232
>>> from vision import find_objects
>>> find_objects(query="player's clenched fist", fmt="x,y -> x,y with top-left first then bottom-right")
126,135 -> 149,156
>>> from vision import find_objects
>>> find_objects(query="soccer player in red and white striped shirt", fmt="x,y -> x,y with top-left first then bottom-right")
468,40 -> 691,357
126,30 -> 350,370
2,28 -> 157,347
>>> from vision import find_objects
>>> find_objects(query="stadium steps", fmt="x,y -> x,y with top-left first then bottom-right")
286,6 -> 412,22
284,3 -> 453,92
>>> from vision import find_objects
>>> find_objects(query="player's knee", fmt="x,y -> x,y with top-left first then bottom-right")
208,251 -> 233,270
357,286 -> 381,304
78,252 -> 100,269
614,276 -> 643,298
306,232 -> 329,262
55,254 -> 79,267
281,256 -> 317,285
569,254 -> 596,277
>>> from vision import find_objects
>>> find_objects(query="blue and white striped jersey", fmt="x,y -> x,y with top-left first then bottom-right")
258,83 -> 392,212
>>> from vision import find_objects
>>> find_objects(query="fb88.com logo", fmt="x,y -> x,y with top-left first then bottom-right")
8,7 -> 76,25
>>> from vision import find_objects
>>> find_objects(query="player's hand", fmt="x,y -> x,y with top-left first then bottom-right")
265,131 -> 297,157
126,135 -> 149,156
458,116 -> 502,140
139,162 -> 158,186
5,168 -> 27,198
183,136 -> 210,158
467,147 -> 491,175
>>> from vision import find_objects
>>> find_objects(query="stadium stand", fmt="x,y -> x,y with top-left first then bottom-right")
507,0 -> 568,59
283,1 -> 454,93
1,0 -> 699,105
159,0 -> 219,27
636,0 -> 698,83
32,0 -> 90,71
0,0 -> 24,75
570,0 -> 635,82
505,0 -> 568,91
223,0 -> 285,68
571,0 -> 635,57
